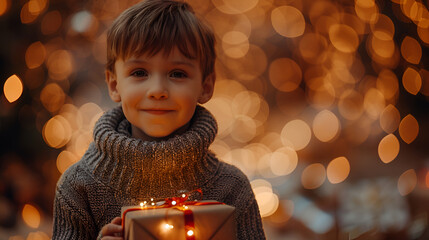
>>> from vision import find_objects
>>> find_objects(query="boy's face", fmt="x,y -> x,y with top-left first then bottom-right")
106,47 -> 214,140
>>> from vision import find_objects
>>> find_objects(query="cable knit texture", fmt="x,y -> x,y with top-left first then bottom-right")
53,105 -> 265,239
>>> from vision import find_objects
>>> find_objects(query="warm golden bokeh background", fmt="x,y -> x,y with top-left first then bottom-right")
1,0 -> 429,239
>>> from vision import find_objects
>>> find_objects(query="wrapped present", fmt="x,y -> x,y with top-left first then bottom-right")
121,192 -> 236,240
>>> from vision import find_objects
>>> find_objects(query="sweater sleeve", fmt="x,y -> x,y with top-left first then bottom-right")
52,168 -> 98,239
220,163 -> 265,240
235,196 -> 266,240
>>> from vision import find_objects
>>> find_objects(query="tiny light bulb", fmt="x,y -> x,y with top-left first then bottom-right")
143,201 -> 147,204
151,202 -> 155,206
172,201 -> 177,205
182,194 -> 186,198
187,230 -> 194,236
151,198 -> 154,201
140,202 -> 144,207
164,223 -> 174,230
183,205 -> 188,209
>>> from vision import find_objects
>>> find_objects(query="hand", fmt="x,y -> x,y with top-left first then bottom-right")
98,217 -> 123,240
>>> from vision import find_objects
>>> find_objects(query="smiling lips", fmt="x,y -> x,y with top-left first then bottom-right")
143,109 -> 173,115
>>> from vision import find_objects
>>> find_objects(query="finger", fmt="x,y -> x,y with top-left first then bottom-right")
111,217 -> 122,225
101,237 -> 123,240
102,223 -> 123,236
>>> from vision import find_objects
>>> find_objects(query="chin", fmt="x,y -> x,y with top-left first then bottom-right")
145,129 -> 174,138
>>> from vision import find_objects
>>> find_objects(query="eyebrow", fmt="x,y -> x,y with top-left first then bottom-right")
124,59 -> 196,68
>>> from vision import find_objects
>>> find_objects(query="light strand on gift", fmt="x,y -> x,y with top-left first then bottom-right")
122,189 -> 217,238
163,223 -> 174,230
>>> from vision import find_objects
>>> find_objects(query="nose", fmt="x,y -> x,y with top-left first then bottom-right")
147,74 -> 168,100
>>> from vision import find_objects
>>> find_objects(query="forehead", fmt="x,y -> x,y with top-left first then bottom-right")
121,47 -> 199,66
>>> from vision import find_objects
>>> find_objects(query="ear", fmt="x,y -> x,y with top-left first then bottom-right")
198,73 -> 215,104
105,70 -> 121,102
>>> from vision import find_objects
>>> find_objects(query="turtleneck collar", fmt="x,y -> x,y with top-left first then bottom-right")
85,105 -> 220,200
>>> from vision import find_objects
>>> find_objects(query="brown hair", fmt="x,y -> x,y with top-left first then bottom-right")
106,0 -> 216,81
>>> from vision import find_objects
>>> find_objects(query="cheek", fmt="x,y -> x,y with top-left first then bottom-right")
121,87 -> 144,104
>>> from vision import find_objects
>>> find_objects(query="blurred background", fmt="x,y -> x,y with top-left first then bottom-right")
1,0 -> 429,239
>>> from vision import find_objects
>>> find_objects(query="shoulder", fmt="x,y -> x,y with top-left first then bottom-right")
216,161 -> 251,184
204,161 -> 255,207
55,158 -> 95,197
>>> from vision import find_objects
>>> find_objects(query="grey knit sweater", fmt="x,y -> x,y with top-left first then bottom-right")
52,105 -> 265,239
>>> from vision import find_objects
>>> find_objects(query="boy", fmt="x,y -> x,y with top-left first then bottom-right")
52,0 -> 265,239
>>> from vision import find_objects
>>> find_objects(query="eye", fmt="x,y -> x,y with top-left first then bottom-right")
169,70 -> 187,79
131,69 -> 148,77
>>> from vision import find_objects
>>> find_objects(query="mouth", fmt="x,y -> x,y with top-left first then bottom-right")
143,109 -> 174,115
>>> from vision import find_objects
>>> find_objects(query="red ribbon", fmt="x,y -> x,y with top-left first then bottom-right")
121,189 -> 223,240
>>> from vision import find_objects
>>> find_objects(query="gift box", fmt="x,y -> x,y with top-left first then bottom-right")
121,200 -> 236,240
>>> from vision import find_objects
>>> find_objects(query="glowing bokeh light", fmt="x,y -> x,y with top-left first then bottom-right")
211,0 -> 258,14
355,0 -> 379,23
28,0 -> 47,15
370,14 -> 395,40
417,24 -> 429,44
312,110 -> 340,142
56,150 -> 78,174
231,91 -> 261,118
370,34 -> 396,58
42,115 -> 72,149
230,115 -> 257,143
269,58 -> 302,92
380,104 -> 401,133
22,204 -> 41,229
223,44 -> 267,81
327,157 -> 350,184
401,36 -> 422,64
376,69 -> 399,100
3,74 -> 23,103
271,6 -> 305,38
71,10 -> 98,35
397,169 -> 417,196
281,119 -> 312,151
41,11 -> 62,35
301,163 -> 326,189
25,41 -> 46,69
363,88 -> 385,119
378,134 -> 400,164
26,231 -> 50,240
299,32 -> 328,64
306,77 -> 336,109
269,147 -> 298,176
399,114 -> 419,144
46,50 -> 74,81
222,31 -> 249,59
251,179 -> 279,217
204,97 -> 234,137
402,67 -> 422,95
329,24 -> 359,53
0,0 -> 10,16
40,83 -> 66,113
20,3 -> 37,24
308,1 -> 340,34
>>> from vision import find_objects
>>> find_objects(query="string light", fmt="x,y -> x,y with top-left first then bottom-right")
187,230 -> 194,237
164,223 -> 174,230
